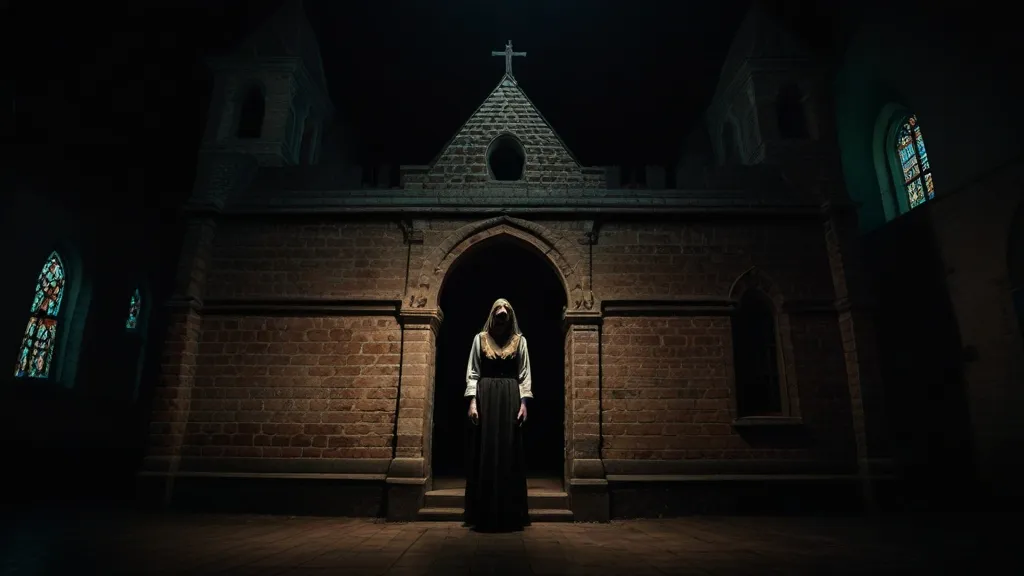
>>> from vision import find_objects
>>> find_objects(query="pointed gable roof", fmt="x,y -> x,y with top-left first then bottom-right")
407,70 -> 598,189
429,73 -> 583,170
230,0 -> 330,96
713,4 -> 814,101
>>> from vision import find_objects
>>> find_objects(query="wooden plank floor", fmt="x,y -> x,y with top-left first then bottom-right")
0,503 -> 1006,575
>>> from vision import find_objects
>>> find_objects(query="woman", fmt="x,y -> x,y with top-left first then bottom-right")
463,298 -> 532,532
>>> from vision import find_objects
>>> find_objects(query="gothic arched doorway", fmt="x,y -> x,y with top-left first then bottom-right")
431,236 -> 567,482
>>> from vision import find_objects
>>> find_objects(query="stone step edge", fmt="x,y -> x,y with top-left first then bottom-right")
418,507 -> 574,516
426,489 -> 568,497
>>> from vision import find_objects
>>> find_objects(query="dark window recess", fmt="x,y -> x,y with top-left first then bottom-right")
237,86 -> 265,139
732,290 -> 782,417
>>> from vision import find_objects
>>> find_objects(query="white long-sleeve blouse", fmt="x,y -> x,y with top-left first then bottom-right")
463,333 -> 533,401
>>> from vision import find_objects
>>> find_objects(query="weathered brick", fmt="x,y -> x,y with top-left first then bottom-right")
177,316 -> 400,458
593,217 -> 858,463
205,222 -> 408,300
403,80 -> 603,190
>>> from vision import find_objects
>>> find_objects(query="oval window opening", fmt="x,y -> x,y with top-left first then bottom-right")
487,135 -> 525,181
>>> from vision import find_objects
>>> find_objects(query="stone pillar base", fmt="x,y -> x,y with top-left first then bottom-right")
386,478 -> 427,521
569,478 -> 609,522
569,458 -> 608,522
386,457 -> 428,521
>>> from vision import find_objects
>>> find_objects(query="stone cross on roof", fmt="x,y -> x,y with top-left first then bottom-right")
492,40 -> 526,79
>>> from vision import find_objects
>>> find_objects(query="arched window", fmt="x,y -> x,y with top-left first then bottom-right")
123,286 -> 147,401
777,83 -> 809,139
894,114 -> 935,209
299,114 -> 318,166
237,84 -> 266,139
721,121 -> 741,165
731,290 -> 782,417
14,252 -> 66,379
126,288 -> 141,330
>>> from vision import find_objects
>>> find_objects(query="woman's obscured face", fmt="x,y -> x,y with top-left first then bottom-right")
493,302 -> 509,325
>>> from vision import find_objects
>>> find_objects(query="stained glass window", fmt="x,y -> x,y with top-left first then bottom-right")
126,288 -> 141,330
895,114 -> 935,209
14,252 -> 66,379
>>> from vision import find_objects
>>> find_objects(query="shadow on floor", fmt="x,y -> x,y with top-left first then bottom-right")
0,501 -> 1012,576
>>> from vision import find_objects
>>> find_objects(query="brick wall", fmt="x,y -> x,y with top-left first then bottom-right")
599,314 -> 852,461
147,307 -> 203,459
165,215 -> 858,471
183,315 -> 401,460
206,221 -> 408,299
592,222 -> 836,299
601,316 -> 735,459
179,218 -> 455,465
594,221 -> 855,462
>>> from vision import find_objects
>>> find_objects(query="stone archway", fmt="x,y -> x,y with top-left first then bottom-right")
406,215 -> 592,312
422,218 -> 583,485
431,235 -> 568,481
387,217 -> 604,520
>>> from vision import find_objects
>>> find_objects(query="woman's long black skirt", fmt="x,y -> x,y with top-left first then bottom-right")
464,376 -> 530,532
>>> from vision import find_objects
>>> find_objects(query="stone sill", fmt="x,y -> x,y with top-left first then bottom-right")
731,416 -> 803,428
212,205 -> 823,218
604,474 -> 866,483
139,471 -> 386,482
568,478 -> 609,487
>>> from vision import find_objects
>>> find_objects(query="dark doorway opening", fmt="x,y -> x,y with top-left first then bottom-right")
432,237 -> 566,480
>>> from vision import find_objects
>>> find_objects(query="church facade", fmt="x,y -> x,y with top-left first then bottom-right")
139,5 -> 890,520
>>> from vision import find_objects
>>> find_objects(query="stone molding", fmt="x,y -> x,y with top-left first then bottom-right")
201,298 -> 402,316
602,298 -> 736,316
407,216 -> 589,312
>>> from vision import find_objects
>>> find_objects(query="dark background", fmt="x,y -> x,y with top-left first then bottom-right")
14,0 -> 850,210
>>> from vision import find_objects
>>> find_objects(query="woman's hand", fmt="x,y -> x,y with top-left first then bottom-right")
517,400 -> 527,425
468,398 -> 479,425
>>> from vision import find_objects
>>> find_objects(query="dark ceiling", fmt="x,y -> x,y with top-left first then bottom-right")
13,0 -> 852,215
307,0 -> 847,166
174,0 -> 849,167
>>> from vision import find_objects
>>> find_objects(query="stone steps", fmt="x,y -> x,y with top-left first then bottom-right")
424,488 -> 569,510
418,507 -> 574,523
418,487 -> 573,522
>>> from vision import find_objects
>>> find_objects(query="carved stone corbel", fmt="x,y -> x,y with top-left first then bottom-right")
399,219 -> 424,245
571,283 -> 595,311
579,219 -> 601,245
406,273 -> 432,309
